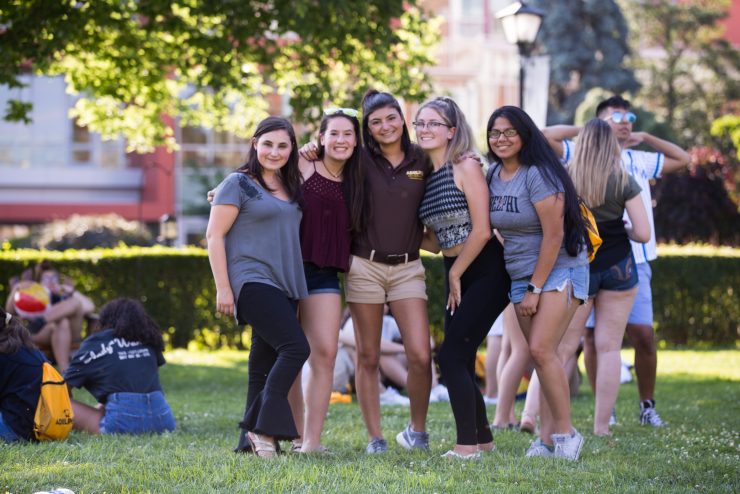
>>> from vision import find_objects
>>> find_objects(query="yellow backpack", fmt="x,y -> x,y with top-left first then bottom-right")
34,361 -> 74,441
579,201 -> 603,263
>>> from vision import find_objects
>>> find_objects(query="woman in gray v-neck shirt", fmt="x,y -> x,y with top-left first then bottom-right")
207,116 -> 309,458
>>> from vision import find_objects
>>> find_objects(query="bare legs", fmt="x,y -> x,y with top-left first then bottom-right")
31,319 -> 72,372
592,289 -> 636,435
350,298 -> 431,440
70,400 -> 103,434
389,298 -> 431,434
493,304 -> 529,427
298,293 -> 342,451
349,302 -> 385,439
625,323 -> 657,403
484,333 -> 502,400
516,289 -> 580,444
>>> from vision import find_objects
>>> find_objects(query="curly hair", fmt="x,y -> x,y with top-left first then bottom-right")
98,298 -> 164,352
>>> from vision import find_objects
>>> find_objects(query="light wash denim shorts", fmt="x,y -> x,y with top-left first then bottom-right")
0,411 -> 21,442
509,265 -> 589,305
100,391 -> 176,435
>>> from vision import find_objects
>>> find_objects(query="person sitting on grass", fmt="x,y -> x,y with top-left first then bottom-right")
5,261 -> 96,372
64,298 -> 176,435
0,309 -> 48,442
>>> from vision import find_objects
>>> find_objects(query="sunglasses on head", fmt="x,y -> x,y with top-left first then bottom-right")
323,107 -> 359,118
605,111 -> 637,124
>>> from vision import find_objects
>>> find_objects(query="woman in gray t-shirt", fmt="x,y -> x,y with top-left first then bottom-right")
486,106 -> 589,461
207,116 -> 309,458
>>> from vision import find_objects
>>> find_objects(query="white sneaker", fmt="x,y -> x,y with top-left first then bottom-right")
379,387 -> 410,406
551,429 -> 584,461
430,384 -> 450,402
483,395 -> 498,406
620,360 -> 633,384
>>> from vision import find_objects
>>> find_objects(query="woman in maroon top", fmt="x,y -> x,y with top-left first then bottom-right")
292,109 -> 364,452
300,91 -> 434,454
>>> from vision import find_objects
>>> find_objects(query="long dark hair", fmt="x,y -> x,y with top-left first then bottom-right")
361,89 -> 412,158
237,116 -> 302,204
486,106 -> 587,257
316,112 -> 366,235
98,298 -> 164,352
0,308 -> 34,354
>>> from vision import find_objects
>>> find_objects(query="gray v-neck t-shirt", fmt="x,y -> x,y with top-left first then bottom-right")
212,172 -> 308,312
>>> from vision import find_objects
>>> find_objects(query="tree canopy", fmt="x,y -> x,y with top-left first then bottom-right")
619,0 -> 740,146
530,0 -> 639,124
0,1 -> 439,151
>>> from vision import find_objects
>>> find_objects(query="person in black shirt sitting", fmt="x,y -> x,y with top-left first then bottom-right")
64,298 -> 176,435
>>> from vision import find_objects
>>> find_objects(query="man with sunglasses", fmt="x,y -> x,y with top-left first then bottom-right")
542,95 -> 690,428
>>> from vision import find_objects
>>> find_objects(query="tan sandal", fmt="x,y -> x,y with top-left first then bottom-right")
247,431 -> 278,458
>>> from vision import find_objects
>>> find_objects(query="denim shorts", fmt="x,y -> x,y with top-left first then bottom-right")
586,260 -> 653,328
0,411 -> 20,443
509,265 -> 589,305
588,252 -> 639,297
303,262 -> 341,295
100,391 -> 176,435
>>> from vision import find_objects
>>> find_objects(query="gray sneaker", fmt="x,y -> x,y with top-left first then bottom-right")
366,437 -> 388,454
525,438 -> 554,457
396,424 -> 430,451
551,429 -> 584,461
640,404 -> 665,427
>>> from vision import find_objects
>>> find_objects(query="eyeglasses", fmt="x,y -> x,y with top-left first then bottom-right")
488,128 -> 518,139
412,121 -> 451,131
323,107 -> 359,118
605,111 -> 637,124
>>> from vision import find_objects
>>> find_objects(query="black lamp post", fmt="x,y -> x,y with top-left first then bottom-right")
496,2 -> 545,109
158,214 -> 178,246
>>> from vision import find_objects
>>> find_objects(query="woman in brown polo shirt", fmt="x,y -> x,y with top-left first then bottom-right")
349,90 -> 433,454
301,90 -> 433,454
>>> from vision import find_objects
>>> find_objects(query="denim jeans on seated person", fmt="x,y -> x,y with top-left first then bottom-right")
0,411 -> 21,442
100,391 -> 176,434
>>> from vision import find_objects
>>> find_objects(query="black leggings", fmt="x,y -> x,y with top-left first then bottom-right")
237,283 -> 310,440
438,240 -> 510,445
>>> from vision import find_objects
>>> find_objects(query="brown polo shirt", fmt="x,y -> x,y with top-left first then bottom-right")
352,145 -> 432,262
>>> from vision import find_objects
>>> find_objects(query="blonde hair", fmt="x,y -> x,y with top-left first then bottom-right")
569,118 -> 628,207
415,97 -> 476,163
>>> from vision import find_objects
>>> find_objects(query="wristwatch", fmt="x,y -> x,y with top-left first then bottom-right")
526,282 -> 542,294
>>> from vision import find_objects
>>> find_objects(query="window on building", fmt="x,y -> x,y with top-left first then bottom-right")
0,76 -> 125,169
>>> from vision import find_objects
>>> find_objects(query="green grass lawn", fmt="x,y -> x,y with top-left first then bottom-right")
2,349 -> 738,494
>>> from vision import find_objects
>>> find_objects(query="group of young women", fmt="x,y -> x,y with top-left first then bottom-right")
205,86 -> 651,462
0,90 -> 646,462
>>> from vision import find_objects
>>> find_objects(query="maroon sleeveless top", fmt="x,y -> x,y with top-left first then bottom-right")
300,167 -> 351,271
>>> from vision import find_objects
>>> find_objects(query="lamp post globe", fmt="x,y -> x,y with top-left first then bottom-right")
496,2 -> 545,108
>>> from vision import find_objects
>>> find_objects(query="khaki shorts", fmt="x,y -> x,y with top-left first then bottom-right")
345,255 -> 427,304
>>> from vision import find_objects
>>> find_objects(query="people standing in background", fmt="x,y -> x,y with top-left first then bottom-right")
543,95 -> 690,426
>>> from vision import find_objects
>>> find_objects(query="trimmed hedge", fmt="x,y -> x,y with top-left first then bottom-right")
0,245 -> 737,348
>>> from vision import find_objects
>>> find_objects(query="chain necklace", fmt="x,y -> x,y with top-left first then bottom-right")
321,160 -> 345,179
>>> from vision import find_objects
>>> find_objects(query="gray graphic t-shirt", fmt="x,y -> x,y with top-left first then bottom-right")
489,164 -> 587,280
213,172 -> 307,316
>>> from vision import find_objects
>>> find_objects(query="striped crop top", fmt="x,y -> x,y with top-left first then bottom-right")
418,162 -> 471,249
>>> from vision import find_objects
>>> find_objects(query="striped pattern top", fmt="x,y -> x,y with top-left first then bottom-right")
418,162 -> 471,249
